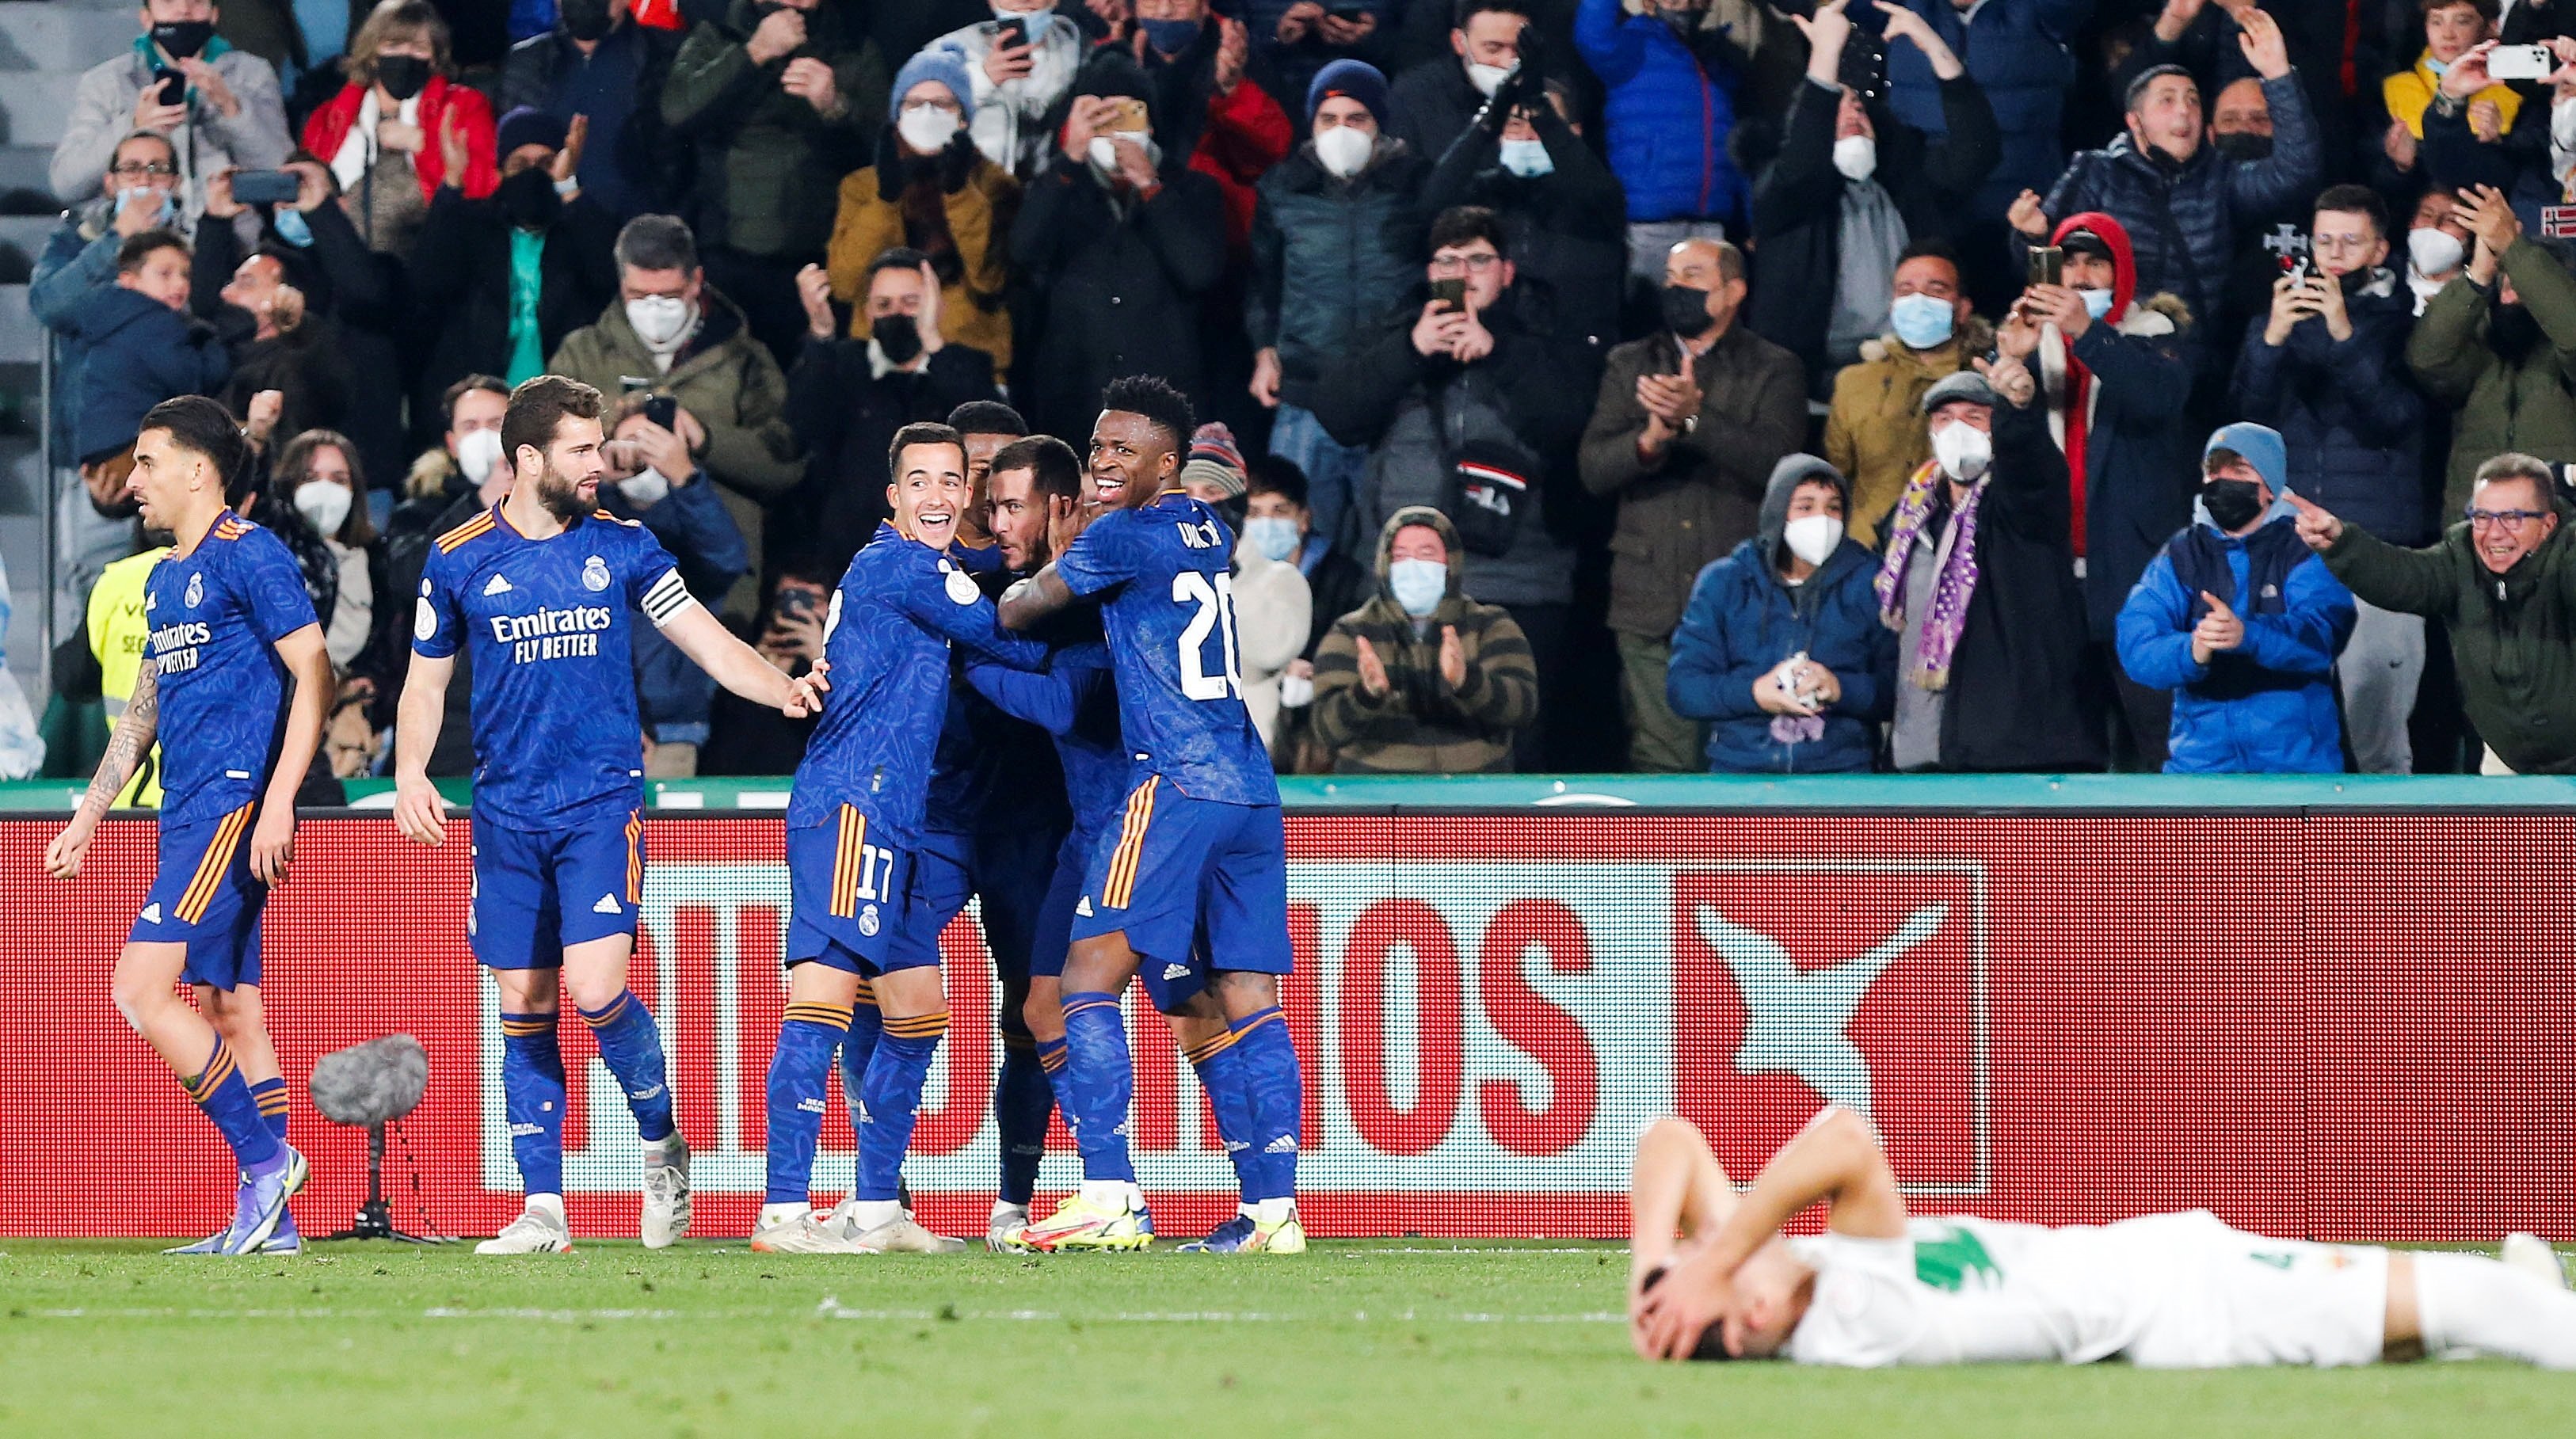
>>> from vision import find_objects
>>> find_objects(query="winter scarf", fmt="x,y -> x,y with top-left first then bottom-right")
1873,457 -> 1984,690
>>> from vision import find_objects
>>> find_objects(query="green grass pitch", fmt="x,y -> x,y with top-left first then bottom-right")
3,1239 -> 2572,1437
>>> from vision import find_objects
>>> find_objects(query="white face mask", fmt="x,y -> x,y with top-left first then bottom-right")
1930,419 -> 1993,482
625,294 -> 693,348
1278,671 -> 1316,708
619,468 -> 672,507
1314,124 -> 1373,178
2409,225 -> 2466,276
1389,557 -> 1448,617
897,102 -> 961,154
1831,135 -> 1877,182
293,479 -> 352,537
1782,513 -> 1844,567
456,426 -> 505,485
1088,130 -> 1152,174
1465,60 -> 1514,97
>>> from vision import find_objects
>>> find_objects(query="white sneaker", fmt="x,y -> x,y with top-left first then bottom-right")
750,1208 -> 880,1254
2502,1232 -> 2566,1288
851,1214 -> 968,1254
475,1205 -> 573,1254
987,1203 -> 1031,1253
640,1136 -> 692,1250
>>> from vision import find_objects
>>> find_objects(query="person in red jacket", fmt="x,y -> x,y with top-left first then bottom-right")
1105,2 -> 1293,257
300,0 -> 497,258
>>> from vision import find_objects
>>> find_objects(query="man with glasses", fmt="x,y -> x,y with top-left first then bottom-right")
2290,452 -> 2576,775
51,0 -> 292,232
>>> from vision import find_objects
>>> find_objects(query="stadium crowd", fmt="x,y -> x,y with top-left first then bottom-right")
24,0 -> 2576,782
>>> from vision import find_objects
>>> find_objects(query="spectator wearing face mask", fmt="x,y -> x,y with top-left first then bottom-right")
1744,0 -> 1995,395
1575,0 -> 1755,279
33,134 -> 192,461
2404,184 -> 2472,314
2407,184 -> 2576,523
269,428 -> 394,776
1666,454 -> 1895,773
2386,2 -> 2520,181
924,1 -> 1090,181
1247,59 -> 1430,557
1111,1 -> 1296,254
1309,506 -> 1539,772
2116,422 -> 2355,774
301,1 -> 499,259
596,392 -> 754,778
702,555 -> 830,776
501,0 -> 689,221
1390,0 -> 1531,162
785,247 -> 1004,574
1176,424 -> 1313,746
381,376 -> 513,773
1822,242 -> 1991,546
1243,455 -> 1374,768
51,0 -> 293,234
825,49 -> 1020,375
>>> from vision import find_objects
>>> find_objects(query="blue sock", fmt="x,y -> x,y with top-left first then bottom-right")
996,1030 -> 1055,1207
248,1075 -> 290,1142
500,1012 -> 567,1197
837,978 -> 882,1131
184,1038 -> 281,1170
577,992 -> 675,1144
1058,992 -> 1136,1186
764,999 -> 853,1206
1229,1007 -> 1301,1203
1187,1034 -> 1261,1203
854,1011 -> 946,1201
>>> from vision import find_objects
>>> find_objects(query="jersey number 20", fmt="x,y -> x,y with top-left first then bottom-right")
1173,571 -> 1244,702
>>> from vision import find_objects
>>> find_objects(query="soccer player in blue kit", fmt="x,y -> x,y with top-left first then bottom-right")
996,378 -> 1306,1253
44,397 -> 334,1256
392,376 -> 828,1255
751,422 -> 1053,1255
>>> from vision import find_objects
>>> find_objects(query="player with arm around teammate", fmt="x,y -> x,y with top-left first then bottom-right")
44,396 -> 334,1256
391,375 -> 826,1255
995,377 -> 1308,1254
1629,1110 -> 2576,1369
750,422 -> 1053,1255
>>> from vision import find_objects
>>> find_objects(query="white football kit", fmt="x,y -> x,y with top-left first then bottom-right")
1785,1209 -> 2389,1369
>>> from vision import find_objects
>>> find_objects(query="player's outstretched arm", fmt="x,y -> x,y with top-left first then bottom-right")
392,650 -> 456,847
997,564 -> 1074,631
43,651 -> 161,879
250,623 -> 333,885
658,603 -> 829,718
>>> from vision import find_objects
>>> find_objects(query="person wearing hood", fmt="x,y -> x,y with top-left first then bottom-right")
2292,451 -> 2576,774
500,0 -> 688,222
299,2 -> 500,259
51,0 -> 293,233
822,49 -> 1020,371
1995,210 -> 2196,766
1744,0 -> 1997,395
1877,367 -> 2105,773
2116,423 -> 2356,774
549,212 -> 802,608
2232,185 -> 2431,773
1009,52 -> 1228,449
1309,506 -> 1539,773
1247,59 -> 1429,556
2406,183 -> 2576,522
1176,424 -> 1313,747
922,0 -> 1090,182
1823,244 -> 1995,548
1665,454 -> 1896,773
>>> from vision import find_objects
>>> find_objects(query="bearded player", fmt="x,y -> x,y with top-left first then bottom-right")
995,377 -> 1305,1253
1629,1110 -> 2576,1369
44,396 -> 333,1257
394,375 -> 827,1254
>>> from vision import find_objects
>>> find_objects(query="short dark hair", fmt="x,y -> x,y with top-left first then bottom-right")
889,421 -> 967,481
989,434 -> 1083,501
139,395 -> 249,492
614,213 -> 698,274
1099,375 -> 1195,456
501,375 -> 605,470
867,246 -> 932,284
116,227 -> 188,275
444,373 -> 509,429
1454,0 -> 1531,26
1247,454 -> 1309,508
949,400 -> 1028,440
2124,63 -> 2196,115
110,128 -> 176,171
1896,238 -> 1962,274
2204,447 -> 2246,478
1427,204 -> 1508,261
2313,184 -> 2389,242
2421,0 -> 2499,21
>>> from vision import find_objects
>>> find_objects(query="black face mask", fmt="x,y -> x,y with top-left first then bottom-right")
153,19 -> 216,59
495,166 -> 561,229
1660,283 -> 1715,337
2203,478 -> 2266,531
872,313 -> 923,364
559,0 -> 616,43
2211,131 -> 2273,162
2492,303 -> 2544,364
375,54 -> 431,101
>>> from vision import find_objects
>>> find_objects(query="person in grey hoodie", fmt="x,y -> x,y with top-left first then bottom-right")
1666,454 -> 1896,773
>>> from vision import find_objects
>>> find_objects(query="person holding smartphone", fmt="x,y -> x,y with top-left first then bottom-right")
51,0 -> 295,235
596,392 -> 753,779
922,0 -> 1091,181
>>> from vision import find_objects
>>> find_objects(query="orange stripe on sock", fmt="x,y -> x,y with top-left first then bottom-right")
1183,1029 -> 1239,1064
189,1042 -> 234,1100
1233,1011 -> 1282,1039
579,995 -> 629,1029
852,978 -> 878,1007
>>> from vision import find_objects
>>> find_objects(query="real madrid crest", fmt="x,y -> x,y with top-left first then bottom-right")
858,903 -> 881,936
185,572 -> 204,609
945,568 -> 980,605
582,554 -> 611,592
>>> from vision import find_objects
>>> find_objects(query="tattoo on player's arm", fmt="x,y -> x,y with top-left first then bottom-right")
83,655 -> 159,817
998,565 -> 1073,630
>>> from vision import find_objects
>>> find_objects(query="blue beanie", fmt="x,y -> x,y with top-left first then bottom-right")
890,47 -> 976,126
1306,59 -> 1391,126
2204,421 -> 2288,497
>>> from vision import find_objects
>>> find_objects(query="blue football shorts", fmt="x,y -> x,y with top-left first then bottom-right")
470,809 -> 644,970
1070,777 -> 1291,1011
130,801 -> 267,989
787,802 -> 913,975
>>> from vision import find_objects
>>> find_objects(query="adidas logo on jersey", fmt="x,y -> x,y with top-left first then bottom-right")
483,574 -> 513,596
1076,896 -> 1094,917
1163,962 -> 1191,980
593,894 -> 622,915
1264,1135 -> 1298,1155
139,903 -> 162,924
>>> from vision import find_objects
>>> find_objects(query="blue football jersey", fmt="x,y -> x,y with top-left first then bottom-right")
413,504 -> 696,830
1054,492 -> 1278,806
787,523 -> 1050,835
965,638 -> 1130,838
142,512 -> 319,824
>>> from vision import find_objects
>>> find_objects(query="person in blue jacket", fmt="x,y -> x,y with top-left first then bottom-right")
1573,0 -> 1751,277
2115,421 -> 2356,775
1667,453 -> 1896,773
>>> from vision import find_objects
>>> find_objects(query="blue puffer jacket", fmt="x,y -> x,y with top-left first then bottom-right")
62,284 -> 233,466
1881,0 -> 2089,219
1573,0 -> 1748,227
1667,456 -> 1896,774
2230,268 -> 2432,546
2115,507 -> 2355,775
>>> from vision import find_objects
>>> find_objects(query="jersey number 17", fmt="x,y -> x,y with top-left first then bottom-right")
1174,571 -> 1244,702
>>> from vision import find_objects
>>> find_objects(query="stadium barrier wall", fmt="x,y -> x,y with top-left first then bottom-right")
2,775 -> 2570,1243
